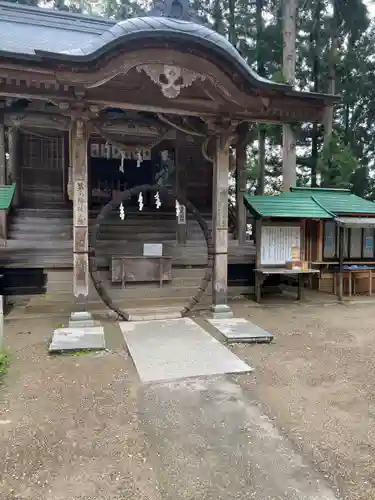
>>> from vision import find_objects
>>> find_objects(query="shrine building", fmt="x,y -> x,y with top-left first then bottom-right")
0,0 -> 336,319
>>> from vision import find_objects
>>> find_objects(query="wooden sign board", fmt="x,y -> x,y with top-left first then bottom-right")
177,204 -> 187,225
261,225 -> 301,265
90,143 -> 151,160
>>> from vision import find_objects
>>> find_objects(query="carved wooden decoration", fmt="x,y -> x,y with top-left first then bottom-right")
136,64 -> 206,99
73,180 -> 88,227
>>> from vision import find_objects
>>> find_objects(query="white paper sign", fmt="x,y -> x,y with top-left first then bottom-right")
143,243 -> 163,257
260,226 -> 301,265
177,205 -> 186,225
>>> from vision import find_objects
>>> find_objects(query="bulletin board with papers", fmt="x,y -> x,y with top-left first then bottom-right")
260,225 -> 301,265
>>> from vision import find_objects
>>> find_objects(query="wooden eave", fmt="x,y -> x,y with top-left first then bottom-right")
0,67 -> 335,124
0,3 -> 340,124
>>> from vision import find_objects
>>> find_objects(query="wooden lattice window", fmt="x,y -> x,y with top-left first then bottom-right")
21,131 -> 65,200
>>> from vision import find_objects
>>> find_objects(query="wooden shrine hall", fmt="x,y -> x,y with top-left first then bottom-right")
0,0 -> 337,319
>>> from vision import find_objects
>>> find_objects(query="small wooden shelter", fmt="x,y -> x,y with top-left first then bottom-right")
244,187 -> 375,301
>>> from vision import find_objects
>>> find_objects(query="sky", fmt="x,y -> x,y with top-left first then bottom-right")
365,0 -> 375,17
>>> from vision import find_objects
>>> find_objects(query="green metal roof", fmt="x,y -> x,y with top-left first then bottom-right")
0,184 -> 16,210
243,192 -> 333,219
291,187 -> 375,215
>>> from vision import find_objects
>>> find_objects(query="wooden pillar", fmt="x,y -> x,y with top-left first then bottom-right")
71,117 -> 90,308
337,224 -> 344,301
0,111 -> 5,186
211,134 -> 233,318
175,134 -> 188,244
8,127 -> 20,206
282,0 -> 297,191
235,124 -> 248,245
282,125 -> 296,191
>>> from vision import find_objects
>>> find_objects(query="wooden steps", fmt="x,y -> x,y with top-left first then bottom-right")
5,207 -> 253,268
3,207 -> 255,310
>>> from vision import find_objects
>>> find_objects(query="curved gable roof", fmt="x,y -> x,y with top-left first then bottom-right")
0,1 -> 290,92
0,0 -> 339,103
39,17 -> 291,91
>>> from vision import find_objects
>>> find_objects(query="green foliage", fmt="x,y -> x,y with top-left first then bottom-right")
0,351 -> 10,380
319,131 -> 359,189
11,0 -> 375,193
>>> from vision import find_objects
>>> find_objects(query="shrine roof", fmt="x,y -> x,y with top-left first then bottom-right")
0,184 -> 16,211
245,188 -> 375,220
0,1 -> 337,102
291,187 -> 375,216
0,1 -> 115,56
243,192 -> 334,220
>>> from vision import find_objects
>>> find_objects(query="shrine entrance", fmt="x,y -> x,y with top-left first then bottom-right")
88,119 -> 177,210
0,0 -> 337,320
89,184 -> 213,320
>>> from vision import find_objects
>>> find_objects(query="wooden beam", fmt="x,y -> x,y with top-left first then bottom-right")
0,110 -> 5,185
338,225 -> 344,301
235,123 -> 248,245
8,127 -> 20,205
211,133 -> 233,318
316,220 -> 323,262
175,133 -> 188,245
71,117 -> 90,302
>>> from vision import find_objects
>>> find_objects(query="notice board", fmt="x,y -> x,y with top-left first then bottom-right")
260,225 -> 301,265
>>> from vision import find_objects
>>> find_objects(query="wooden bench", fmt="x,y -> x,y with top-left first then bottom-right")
111,256 -> 172,287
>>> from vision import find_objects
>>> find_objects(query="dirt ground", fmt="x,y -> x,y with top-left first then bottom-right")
1,300 -> 374,499
230,301 -> 375,500
0,317 -> 161,500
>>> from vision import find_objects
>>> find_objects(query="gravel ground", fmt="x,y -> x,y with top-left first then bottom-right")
228,301 -> 375,500
0,317 -> 160,500
1,301 -> 374,500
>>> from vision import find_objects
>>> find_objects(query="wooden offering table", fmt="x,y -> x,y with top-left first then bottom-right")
111,255 -> 172,288
254,267 -> 320,303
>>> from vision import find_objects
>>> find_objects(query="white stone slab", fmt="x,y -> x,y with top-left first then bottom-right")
119,318 -> 253,383
208,318 -> 274,343
49,326 -> 106,352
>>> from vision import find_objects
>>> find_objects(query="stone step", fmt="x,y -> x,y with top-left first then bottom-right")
13,296 -> 214,318
126,309 -> 183,321
40,284 -> 250,302
14,209 -> 213,221
1,258 -> 211,269
24,288 -> 248,311
0,244 -> 253,267
46,276 -> 207,293
46,266 -> 206,282
10,216 -> 208,225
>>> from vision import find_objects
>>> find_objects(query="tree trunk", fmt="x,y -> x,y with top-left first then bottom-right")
256,0 -> 266,194
228,0 -> 237,46
282,0 -> 297,191
258,127 -> 266,195
343,34 -> 355,147
323,2 -> 338,150
310,0 -> 322,187
212,0 -> 224,34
